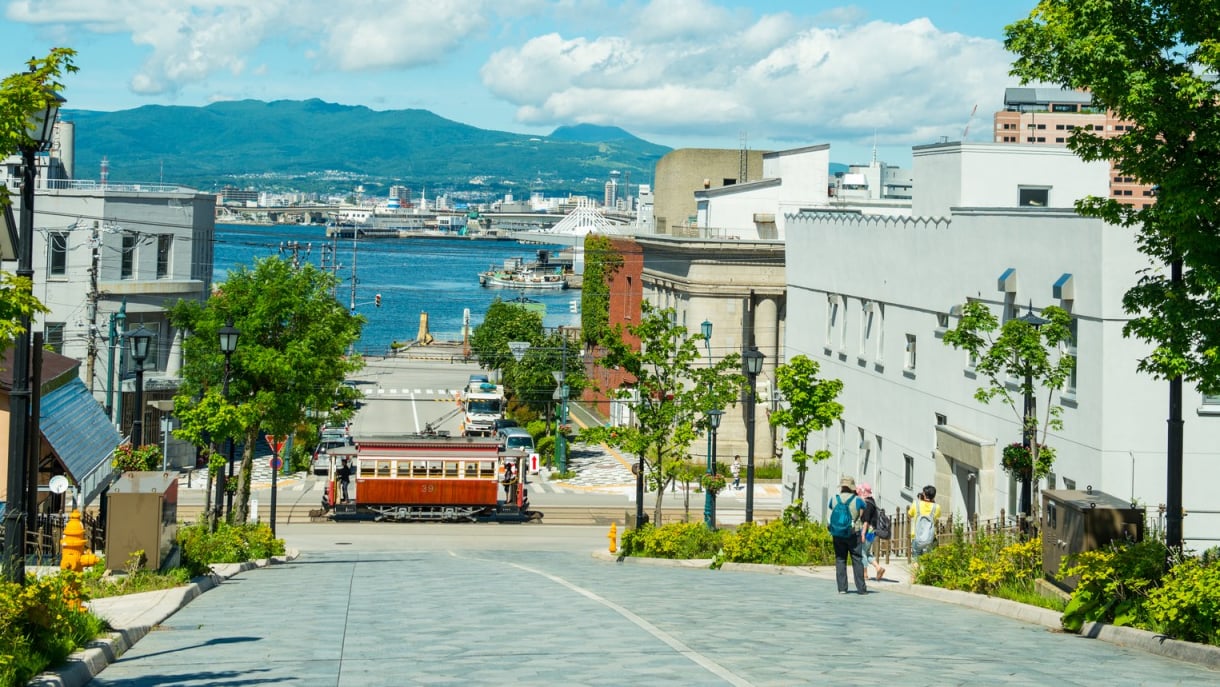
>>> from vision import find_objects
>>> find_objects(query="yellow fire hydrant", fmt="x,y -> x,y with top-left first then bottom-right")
608,522 -> 617,554
60,509 -> 99,610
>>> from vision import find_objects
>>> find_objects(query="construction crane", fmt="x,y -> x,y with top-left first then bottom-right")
961,104 -> 979,140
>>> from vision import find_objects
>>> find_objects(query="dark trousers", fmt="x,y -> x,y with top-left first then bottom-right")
833,534 -> 867,594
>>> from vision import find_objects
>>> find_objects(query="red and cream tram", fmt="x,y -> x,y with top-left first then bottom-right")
320,433 -> 540,522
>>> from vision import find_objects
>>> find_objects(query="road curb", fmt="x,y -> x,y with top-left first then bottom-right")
593,552 -> 1220,672
29,550 -> 300,687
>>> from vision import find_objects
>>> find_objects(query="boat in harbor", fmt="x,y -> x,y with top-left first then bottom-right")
479,250 -> 569,290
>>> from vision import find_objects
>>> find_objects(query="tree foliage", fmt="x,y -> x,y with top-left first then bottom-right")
580,302 -> 743,524
469,298 -> 544,373
580,234 -> 623,349
942,300 -> 1075,477
1005,1 -> 1220,389
171,257 -> 363,524
768,355 -> 844,507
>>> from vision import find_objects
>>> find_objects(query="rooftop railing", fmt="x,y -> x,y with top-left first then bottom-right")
43,178 -> 198,193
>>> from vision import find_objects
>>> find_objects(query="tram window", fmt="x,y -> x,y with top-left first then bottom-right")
479,462 -> 495,479
360,461 -> 376,477
395,461 -> 412,478
464,463 -> 478,477
444,462 -> 459,477
376,461 -> 391,477
428,461 -> 442,477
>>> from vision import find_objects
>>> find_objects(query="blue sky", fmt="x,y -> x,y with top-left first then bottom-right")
2,0 -> 1042,168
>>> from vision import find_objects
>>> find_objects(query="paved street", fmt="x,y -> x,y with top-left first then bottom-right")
87,524 -> 1217,686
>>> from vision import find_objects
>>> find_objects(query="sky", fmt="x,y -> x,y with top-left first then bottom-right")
1,0 -> 1044,169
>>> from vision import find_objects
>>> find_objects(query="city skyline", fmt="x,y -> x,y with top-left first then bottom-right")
3,1 -> 1043,165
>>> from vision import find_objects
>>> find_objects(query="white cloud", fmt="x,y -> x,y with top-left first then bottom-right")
482,14 -> 1013,148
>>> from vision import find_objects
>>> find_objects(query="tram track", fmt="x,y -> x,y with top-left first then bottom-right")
173,502 -> 781,526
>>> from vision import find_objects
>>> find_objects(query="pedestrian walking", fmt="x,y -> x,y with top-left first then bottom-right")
828,476 -> 867,594
731,456 -> 742,490
856,482 -> 884,581
337,457 -> 352,503
909,485 -> 942,559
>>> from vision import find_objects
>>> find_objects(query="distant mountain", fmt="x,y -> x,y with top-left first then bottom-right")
61,99 -> 672,196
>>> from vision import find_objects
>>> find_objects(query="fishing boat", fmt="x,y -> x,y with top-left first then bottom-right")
478,251 -> 569,290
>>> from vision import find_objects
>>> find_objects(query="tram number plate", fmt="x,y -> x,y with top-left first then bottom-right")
420,484 -> 436,493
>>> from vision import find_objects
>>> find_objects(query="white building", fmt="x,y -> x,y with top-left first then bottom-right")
782,141 -> 1220,546
2,124 -> 214,449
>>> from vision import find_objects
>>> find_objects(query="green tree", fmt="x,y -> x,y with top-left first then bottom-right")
581,302 -> 743,525
469,298 -> 544,375
942,300 -> 1075,519
509,330 -> 586,417
171,257 -> 363,525
580,234 -> 623,349
768,355 -> 844,514
1005,2 -> 1220,388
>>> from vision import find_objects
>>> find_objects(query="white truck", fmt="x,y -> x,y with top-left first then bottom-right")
462,382 -> 505,436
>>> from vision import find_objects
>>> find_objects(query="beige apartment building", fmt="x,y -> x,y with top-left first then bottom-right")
994,87 -> 1154,207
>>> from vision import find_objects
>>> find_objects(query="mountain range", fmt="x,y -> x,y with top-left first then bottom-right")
61,99 -> 673,197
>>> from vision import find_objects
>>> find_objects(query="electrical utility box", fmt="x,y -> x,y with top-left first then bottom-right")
1041,488 -> 1145,591
105,471 -> 179,572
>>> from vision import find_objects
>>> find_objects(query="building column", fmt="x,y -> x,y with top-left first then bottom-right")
754,295 -> 780,461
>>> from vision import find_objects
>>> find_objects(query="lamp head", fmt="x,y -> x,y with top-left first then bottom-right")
1016,300 -> 1049,329
701,319 -> 712,343
218,320 -> 241,355
743,345 -> 764,376
126,325 -> 155,364
25,88 -> 64,151
707,408 -> 723,429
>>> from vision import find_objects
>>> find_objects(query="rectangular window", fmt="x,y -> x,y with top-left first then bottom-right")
904,334 -> 917,370
825,295 -> 838,347
121,233 -> 136,279
1020,187 -> 1050,207
1065,318 -> 1079,395
1203,394 -> 1220,406
49,232 -> 68,276
903,454 -> 914,490
875,303 -> 885,363
45,322 -> 65,354
156,234 -> 172,279
1055,137 -> 1065,143
860,303 -> 873,356
840,298 -> 849,352
1036,136 -> 1046,142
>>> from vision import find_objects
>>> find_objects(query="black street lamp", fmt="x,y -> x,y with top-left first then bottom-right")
4,85 -> 62,584
1016,302 -> 1048,530
701,318 -> 715,528
126,326 -> 155,448
742,345 -> 765,523
705,408 -> 722,529
217,321 -> 240,520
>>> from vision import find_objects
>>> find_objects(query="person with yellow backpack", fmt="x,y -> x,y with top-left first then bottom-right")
908,485 -> 941,559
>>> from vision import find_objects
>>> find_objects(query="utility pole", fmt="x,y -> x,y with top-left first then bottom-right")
85,221 -> 100,394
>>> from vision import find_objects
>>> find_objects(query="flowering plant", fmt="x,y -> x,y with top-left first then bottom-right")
700,473 -> 727,494
1000,442 -> 1055,480
111,443 -> 163,472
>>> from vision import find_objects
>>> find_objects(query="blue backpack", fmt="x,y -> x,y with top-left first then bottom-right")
828,494 -> 858,538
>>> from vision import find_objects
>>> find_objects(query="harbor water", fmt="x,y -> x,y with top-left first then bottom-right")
214,224 -> 579,354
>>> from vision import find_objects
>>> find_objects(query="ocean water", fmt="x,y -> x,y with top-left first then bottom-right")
213,224 -> 579,354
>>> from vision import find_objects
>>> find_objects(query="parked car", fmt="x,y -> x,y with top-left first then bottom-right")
497,427 -> 535,454
492,418 -> 519,432
312,436 -> 352,475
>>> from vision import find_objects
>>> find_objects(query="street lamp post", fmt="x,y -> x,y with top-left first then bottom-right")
743,345 -> 765,523
217,321 -> 240,521
126,326 -> 155,448
701,319 -> 714,528
1016,303 -> 1048,530
4,88 -> 61,584
705,408 -> 722,529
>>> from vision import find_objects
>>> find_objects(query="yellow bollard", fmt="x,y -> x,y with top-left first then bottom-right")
608,522 -> 618,554
60,509 -> 99,610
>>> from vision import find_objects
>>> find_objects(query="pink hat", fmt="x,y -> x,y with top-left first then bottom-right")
856,482 -> 873,498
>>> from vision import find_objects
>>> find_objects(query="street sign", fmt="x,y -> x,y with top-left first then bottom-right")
508,341 -> 531,361
270,456 -> 283,470
265,434 -> 284,455
551,371 -> 564,384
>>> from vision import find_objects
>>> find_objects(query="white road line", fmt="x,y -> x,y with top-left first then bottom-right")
410,392 -> 421,433
501,559 -> 754,687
